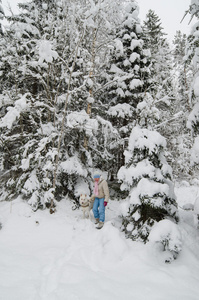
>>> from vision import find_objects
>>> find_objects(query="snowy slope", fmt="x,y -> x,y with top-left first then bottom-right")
0,184 -> 199,300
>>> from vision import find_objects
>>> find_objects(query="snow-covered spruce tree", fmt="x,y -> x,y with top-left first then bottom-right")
104,1 -> 151,174
168,30 -> 194,180
142,10 -> 173,100
118,126 -> 179,243
142,10 -> 186,179
173,31 -> 190,108
142,10 -> 176,125
173,31 -> 187,64
107,2 -> 151,125
185,1 -> 199,176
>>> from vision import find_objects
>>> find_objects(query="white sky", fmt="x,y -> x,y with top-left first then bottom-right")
1,0 -> 195,40
137,0 -> 193,40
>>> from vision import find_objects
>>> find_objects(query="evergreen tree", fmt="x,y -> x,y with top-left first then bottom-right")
185,1 -> 199,174
118,126 -> 179,243
108,2 -> 150,113
173,31 -> 190,107
142,9 -> 166,54
104,1 -> 151,176
142,9 -> 174,101
169,31 -> 193,180
142,10 -> 186,180
173,31 -> 187,63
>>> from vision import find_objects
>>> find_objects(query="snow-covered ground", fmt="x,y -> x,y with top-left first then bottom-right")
0,182 -> 199,300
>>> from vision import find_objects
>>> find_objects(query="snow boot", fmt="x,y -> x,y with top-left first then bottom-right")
95,218 -> 99,225
96,221 -> 104,229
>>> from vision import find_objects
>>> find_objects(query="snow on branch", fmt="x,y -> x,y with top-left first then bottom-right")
67,110 -> 98,136
127,127 -> 167,156
60,155 -> 88,177
0,94 -> 30,129
108,103 -> 133,118
38,40 -> 58,64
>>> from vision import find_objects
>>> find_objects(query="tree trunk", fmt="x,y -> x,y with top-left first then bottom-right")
83,28 -> 96,151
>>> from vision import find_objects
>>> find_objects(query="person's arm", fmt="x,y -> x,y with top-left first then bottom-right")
102,180 -> 109,203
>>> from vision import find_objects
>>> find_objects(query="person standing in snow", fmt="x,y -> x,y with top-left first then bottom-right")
90,174 -> 109,229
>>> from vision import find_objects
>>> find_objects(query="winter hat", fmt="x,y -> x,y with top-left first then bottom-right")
93,173 -> 100,179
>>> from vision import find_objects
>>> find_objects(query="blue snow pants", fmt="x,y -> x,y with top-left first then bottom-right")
93,197 -> 105,222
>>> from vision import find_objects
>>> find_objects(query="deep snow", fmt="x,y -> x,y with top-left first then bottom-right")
0,182 -> 199,300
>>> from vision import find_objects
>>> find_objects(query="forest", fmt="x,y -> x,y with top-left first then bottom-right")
0,0 -> 199,249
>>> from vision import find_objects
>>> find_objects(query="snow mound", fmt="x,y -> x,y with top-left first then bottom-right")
149,219 -> 182,263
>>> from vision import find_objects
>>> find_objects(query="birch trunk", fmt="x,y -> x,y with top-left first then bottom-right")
83,28 -> 96,151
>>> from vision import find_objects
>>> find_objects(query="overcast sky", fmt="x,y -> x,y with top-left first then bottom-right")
2,0 -> 194,40
137,0 -> 193,40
